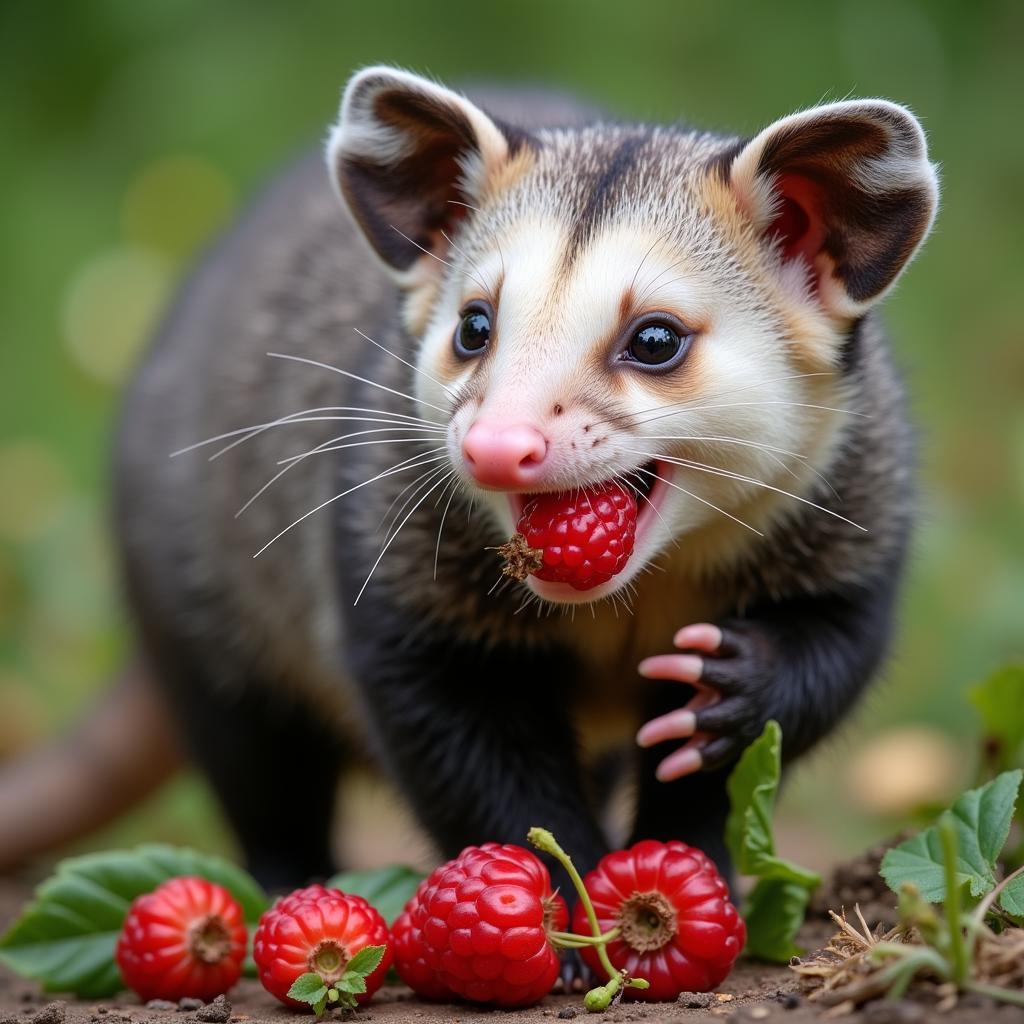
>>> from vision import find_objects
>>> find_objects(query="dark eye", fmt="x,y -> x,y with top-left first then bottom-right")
626,323 -> 685,366
454,306 -> 492,358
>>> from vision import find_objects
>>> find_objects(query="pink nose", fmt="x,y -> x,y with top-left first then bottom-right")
462,420 -> 549,488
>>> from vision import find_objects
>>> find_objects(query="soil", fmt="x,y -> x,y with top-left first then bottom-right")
1,874 -> 1021,1024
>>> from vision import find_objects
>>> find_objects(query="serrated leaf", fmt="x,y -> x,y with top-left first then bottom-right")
742,877 -> 812,962
880,770 -> 1023,902
287,972 -> 330,1005
1000,872 -> 1024,920
0,844 -> 268,997
969,666 -> 1024,774
326,865 -> 424,925
337,973 -> 368,994
345,943 -> 386,978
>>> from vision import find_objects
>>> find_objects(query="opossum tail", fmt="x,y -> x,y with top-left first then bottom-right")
0,660 -> 183,871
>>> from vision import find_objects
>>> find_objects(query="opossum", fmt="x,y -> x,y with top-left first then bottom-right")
0,68 -> 938,894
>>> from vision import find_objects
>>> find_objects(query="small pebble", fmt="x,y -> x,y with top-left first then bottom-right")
177,1001 -> 203,1013
776,992 -> 800,1010
194,996 -> 231,1024
146,1002 -> 177,1013
861,1000 -> 926,1024
96,1010 -> 108,1017
677,992 -> 714,1008
558,1010 -> 577,1020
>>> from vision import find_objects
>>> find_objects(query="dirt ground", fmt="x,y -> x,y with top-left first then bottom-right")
2,874 -> 1022,1024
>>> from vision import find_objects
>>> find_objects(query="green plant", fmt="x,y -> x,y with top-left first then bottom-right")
970,664 -> 1024,868
724,720 -> 821,962
847,770 -> 1024,1007
0,845 -> 268,997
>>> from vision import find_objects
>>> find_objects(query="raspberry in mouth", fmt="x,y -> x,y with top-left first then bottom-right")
497,460 -> 666,592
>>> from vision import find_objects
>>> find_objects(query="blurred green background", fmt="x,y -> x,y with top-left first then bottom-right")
1,0 -> 1021,873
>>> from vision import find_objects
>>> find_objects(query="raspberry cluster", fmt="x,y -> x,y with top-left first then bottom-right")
393,843 -> 567,1006
499,481 -> 637,591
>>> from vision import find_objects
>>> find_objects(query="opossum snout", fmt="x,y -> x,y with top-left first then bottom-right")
462,420 -> 549,489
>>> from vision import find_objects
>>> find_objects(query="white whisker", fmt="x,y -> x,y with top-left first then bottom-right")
632,399 -> 865,430
277,431 -> 443,465
630,450 -> 865,532
266,351 -> 449,415
596,371 -> 836,428
252,449 -> 448,558
389,224 -> 487,293
381,463 -> 451,545
644,434 -> 838,498
440,229 -> 490,299
171,406 -> 442,460
433,476 -> 461,580
621,470 -> 680,549
237,433 -> 437,518
353,327 -> 456,399
353,470 -> 454,605
635,467 -> 764,537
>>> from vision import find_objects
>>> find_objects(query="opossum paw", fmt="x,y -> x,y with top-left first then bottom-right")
636,621 -> 776,781
556,948 -> 595,992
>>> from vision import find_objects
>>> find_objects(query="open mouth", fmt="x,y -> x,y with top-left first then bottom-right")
508,460 -> 668,526
503,459 -> 673,600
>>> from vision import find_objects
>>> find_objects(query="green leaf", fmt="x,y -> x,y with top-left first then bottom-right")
326,865 -> 424,924
287,972 -> 330,1005
1000,872 -> 1024,920
881,770 -> 1023,902
742,877 -> 813,962
337,973 -> 368,994
725,722 -> 821,963
0,844 -> 269,997
725,721 -> 821,887
344,943 -> 386,978
969,666 -> 1024,774
725,720 -> 781,874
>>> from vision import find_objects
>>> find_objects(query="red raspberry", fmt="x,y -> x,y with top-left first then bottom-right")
503,482 -> 637,591
395,844 -> 567,1007
253,888 -> 392,1010
392,905 -> 453,1001
572,841 -> 745,1000
115,877 -> 247,1002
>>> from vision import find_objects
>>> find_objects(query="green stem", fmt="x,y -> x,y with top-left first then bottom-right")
528,828 -> 621,984
548,928 -> 621,947
970,862 -> 1024,930
583,973 -> 623,1012
939,815 -> 969,987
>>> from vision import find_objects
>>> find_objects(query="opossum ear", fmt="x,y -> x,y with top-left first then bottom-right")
728,100 -> 939,318
329,67 -> 523,280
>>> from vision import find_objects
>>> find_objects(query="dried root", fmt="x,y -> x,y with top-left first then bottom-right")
792,905 -> 1024,1016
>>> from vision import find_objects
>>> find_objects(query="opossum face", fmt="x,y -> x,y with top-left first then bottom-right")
331,68 -> 938,604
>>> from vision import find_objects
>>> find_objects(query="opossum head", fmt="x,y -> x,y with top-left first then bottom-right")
328,67 -> 938,605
